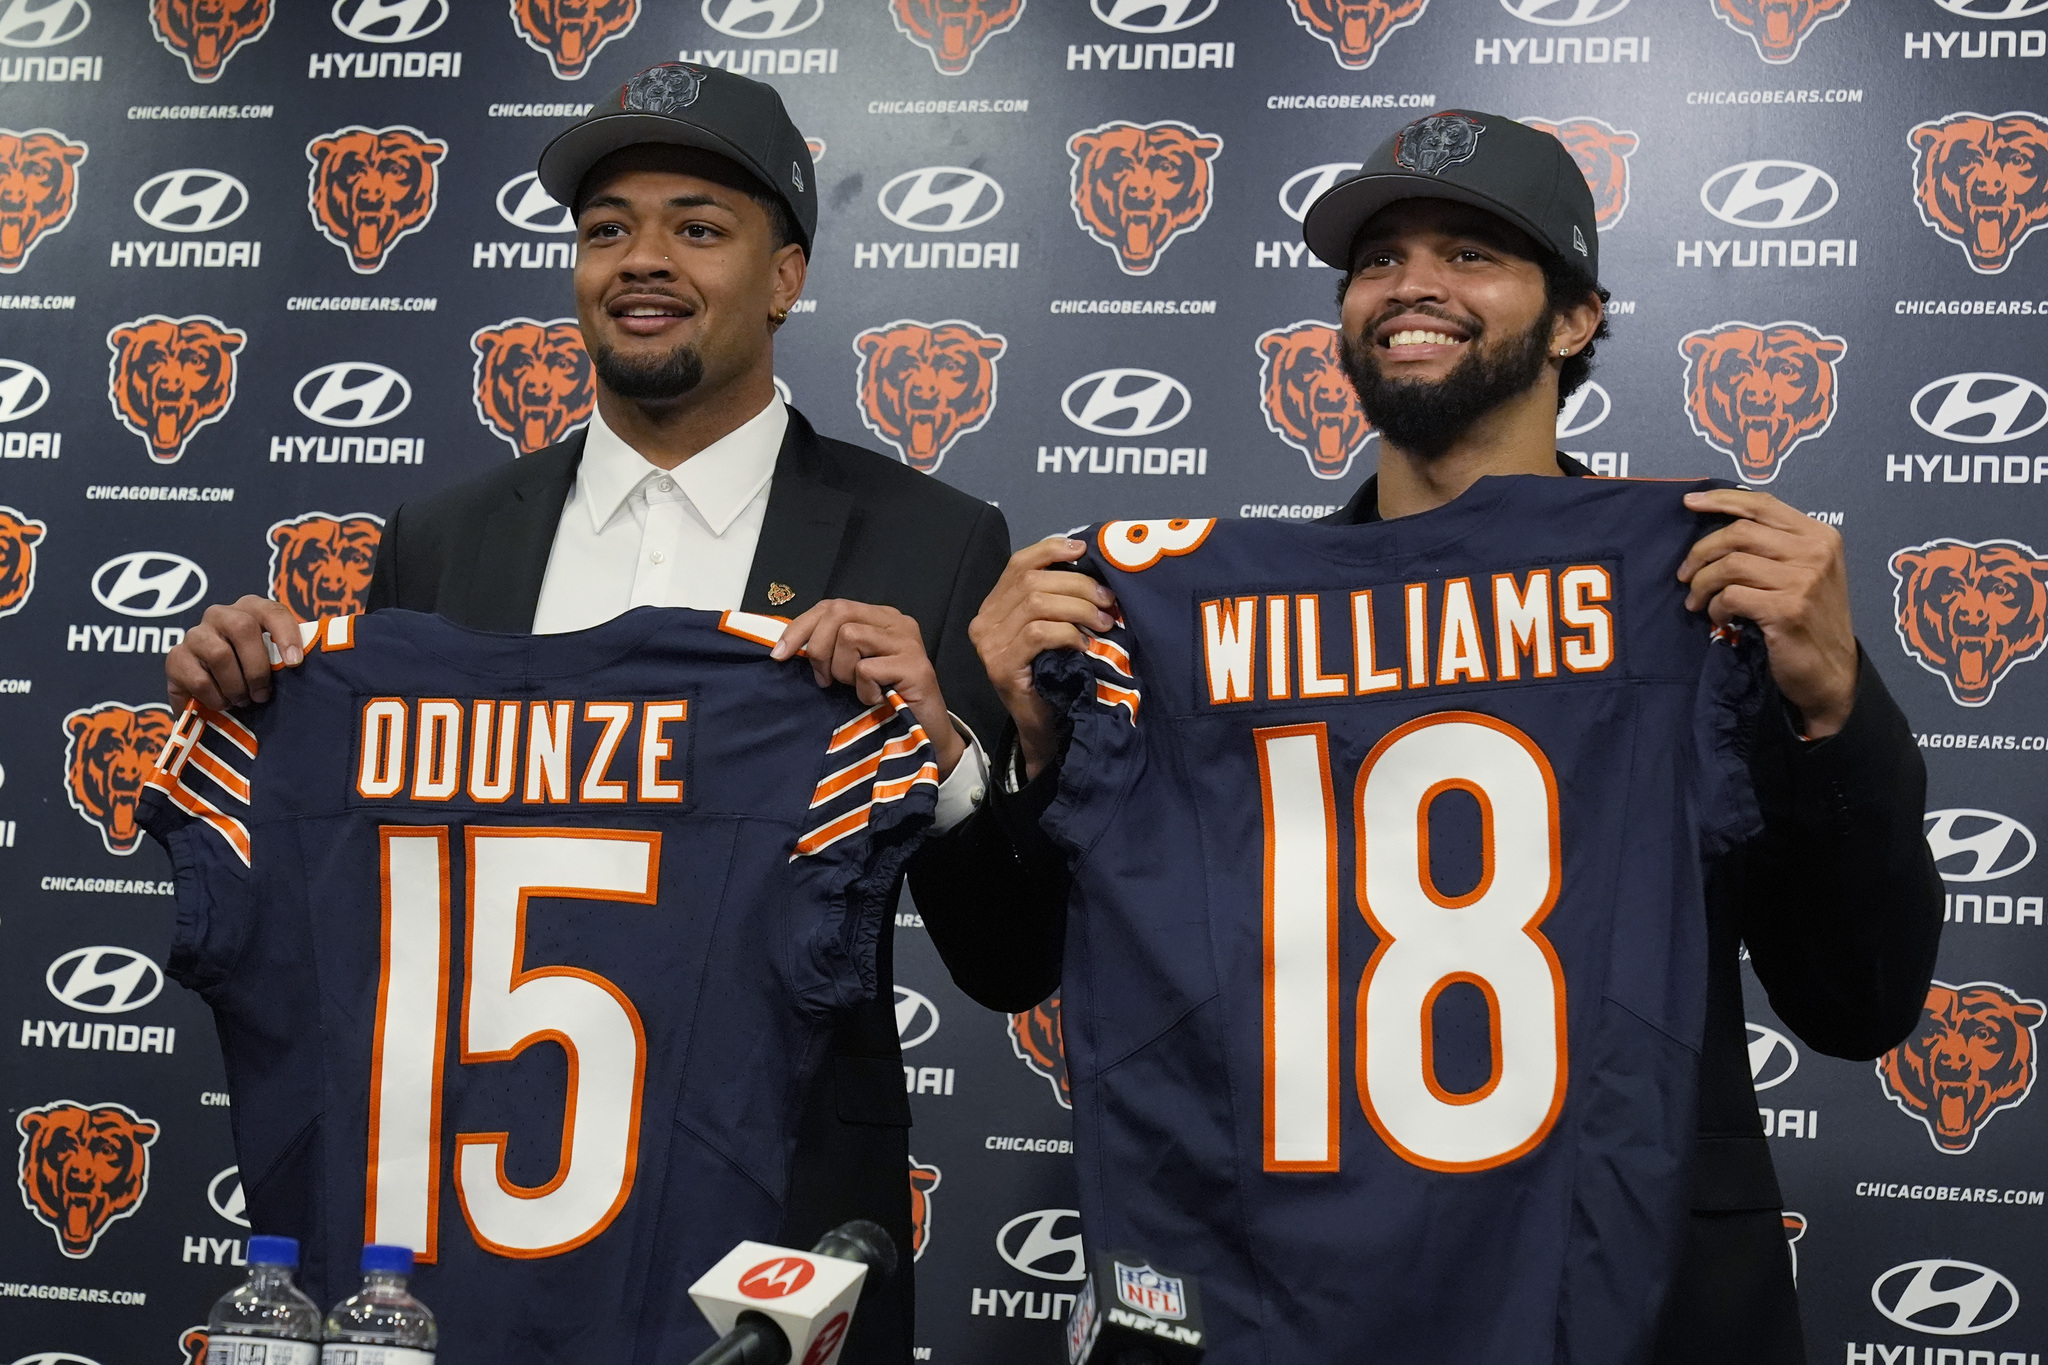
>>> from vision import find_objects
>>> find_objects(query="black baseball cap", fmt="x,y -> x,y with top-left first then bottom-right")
1302,110 -> 1598,284
537,62 -> 818,254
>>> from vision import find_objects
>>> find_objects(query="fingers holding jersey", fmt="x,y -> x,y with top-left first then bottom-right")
166,595 -> 304,710
773,599 -> 965,777
1679,488 -> 1856,736
970,537 -> 1117,778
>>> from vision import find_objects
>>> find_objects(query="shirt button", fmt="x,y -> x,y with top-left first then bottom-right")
656,478 -> 674,493
970,786 -> 986,805
649,550 -> 666,564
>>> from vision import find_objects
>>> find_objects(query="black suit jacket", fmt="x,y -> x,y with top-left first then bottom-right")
365,408 -> 1011,1365
909,459 -> 1944,1364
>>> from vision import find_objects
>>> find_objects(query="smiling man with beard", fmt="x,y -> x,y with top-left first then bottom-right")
920,111 -> 1942,1364
164,63 -> 1011,1365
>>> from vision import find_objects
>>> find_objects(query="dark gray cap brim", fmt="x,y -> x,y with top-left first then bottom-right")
1303,172 -> 1572,273
537,113 -> 805,249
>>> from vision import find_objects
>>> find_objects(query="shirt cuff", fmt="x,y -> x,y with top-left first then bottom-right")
930,713 -> 990,834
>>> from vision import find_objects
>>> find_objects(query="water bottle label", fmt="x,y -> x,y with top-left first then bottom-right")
319,1349 -> 433,1365
206,1339 -> 321,1365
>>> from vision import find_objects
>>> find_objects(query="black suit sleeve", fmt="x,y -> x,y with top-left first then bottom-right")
1734,647 -> 1944,1059
364,501 -> 405,613
927,502 -> 1010,749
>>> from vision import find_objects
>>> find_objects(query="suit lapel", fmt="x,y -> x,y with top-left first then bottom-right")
742,410 -> 851,616
456,434 -> 583,632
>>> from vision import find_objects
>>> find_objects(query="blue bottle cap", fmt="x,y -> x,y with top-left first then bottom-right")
247,1235 -> 299,1268
361,1243 -> 415,1275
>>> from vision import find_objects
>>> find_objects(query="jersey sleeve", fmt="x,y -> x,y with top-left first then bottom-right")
137,701 -> 261,992
1031,566 -> 1147,860
786,690 -> 941,1013
1693,621 -> 1770,857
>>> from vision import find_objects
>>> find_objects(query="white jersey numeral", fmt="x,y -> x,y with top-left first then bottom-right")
1259,712 -> 1567,1174
369,825 -> 661,1259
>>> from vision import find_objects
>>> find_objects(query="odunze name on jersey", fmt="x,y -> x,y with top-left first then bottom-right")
351,695 -> 694,807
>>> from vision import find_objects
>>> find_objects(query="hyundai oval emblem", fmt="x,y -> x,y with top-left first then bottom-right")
207,1165 -> 249,1227
877,167 -> 1005,233
1870,1259 -> 2018,1335
1924,809 -> 2037,882
894,985 -> 940,1049
1555,381 -> 1610,438
496,171 -> 576,235
0,0 -> 93,48
1699,160 -> 1838,230
133,169 -> 249,234
1499,0 -> 1632,24
1061,368 -> 1191,436
703,0 -> 825,38
1909,373 -> 2048,445
0,358 -> 51,422
1745,1022 -> 1799,1091
294,362 -> 413,428
332,0 -> 450,42
1090,0 -> 1219,34
1278,162 -> 1362,224
1929,0 -> 2048,14
995,1209 -> 1087,1281
46,945 -> 165,1014
91,552 -> 209,619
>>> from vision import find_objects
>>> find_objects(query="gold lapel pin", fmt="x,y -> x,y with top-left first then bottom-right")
766,582 -> 795,607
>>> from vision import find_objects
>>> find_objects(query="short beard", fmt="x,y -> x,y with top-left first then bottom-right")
591,341 -> 705,402
1341,312 -> 1552,461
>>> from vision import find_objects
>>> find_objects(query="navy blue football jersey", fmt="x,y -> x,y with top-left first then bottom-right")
1036,477 -> 1767,1363
139,607 -> 937,1364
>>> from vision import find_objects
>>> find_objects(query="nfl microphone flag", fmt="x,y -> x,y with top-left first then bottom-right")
1066,1250 -> 1206,1365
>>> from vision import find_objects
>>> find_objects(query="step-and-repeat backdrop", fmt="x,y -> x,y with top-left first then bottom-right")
3,0 -> 2045,1361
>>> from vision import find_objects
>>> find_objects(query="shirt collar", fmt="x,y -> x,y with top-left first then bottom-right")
576,397 -> 788,536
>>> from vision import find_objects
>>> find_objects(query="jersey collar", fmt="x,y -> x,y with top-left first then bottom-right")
1326,450 -> 1590,526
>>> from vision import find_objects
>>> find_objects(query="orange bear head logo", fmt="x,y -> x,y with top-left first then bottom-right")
889,0 -> 1022,74
1256,320 -> 1374,481
150,0 -> 272,82
1709,0 -> 1849,63
511,0 -> 639,80
1889,538 -> 2048,708
0,504 -> 47,619
106,314 -> 247,465
179,1326 -> 209,1365
1521,116 -> 1639,230
1283,0 -> 1427,69
1877,980 -> 2044,1154
64,702 -> 176,855
1068,121 -> 1223,277
0,128 -> 87,274
907,1156 -> 941,1260
1679,320 -> 1845,485
853,319 -> 1006,474
306,125 -> 447,275
470,317 -> 595,456
1909,111 -> 2048,277
1008,993 -> 1071,1109
16,1099 -> 159,1258
268,511 -> 384,621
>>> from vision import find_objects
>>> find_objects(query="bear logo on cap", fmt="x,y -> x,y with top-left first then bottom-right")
1394,112 -> 1484,177
622,63 -> 703,114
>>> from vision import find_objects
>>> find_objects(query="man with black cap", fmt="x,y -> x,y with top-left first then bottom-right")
166,62 -> 1007,1365
923,111 -> 1941,1362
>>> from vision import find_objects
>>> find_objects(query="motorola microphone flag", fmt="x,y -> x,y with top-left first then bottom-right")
685,1220 -> 898,1365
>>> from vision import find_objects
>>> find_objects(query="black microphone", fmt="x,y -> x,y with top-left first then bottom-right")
684,1221 -> 898,1365
1065,1249 -> 1206,1365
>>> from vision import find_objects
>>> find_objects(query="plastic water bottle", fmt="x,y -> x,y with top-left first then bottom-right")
205,1234 -> 323,1365
320,1244 -> 437,1365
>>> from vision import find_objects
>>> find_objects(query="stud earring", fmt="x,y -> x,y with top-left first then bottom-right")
770,308 -> 791,324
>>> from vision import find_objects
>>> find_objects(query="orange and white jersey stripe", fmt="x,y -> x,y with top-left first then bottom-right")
145,700 -> 257,866
793,690 -> 938,859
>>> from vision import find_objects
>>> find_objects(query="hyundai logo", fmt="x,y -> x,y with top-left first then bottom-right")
1872,1260 -> 2018,1335
1925,809 -> 2037,882
702,0 -> 824,39
0,0 -> 91,48
46,946 -> 164,1014
91,552 -> 208,619
996,1209 -> 1087,1281
877,167 -> 1004,233
1278,162 -> 1362,223
1062,368 -> 1191,436
332,0 -> 449,42
10,1355 -> 102,1365
1699,160 -> 1838,230
1745,1022 -> 1799,1091
894,985 -> 939,1049
294,362 -> 412,428
1090,0 -> 1218,34
496,171 -> 575,234
1501,0 -> 1631,22
207,1165 -> 249,1227
1930,0 -> 2048,15
133,169 -> 249,234
1910,372 -> 2048,445
1555,380 -> 1610,438
0,358 -> 50,422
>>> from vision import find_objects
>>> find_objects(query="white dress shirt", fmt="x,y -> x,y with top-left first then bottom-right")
531,397 -> 989,829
